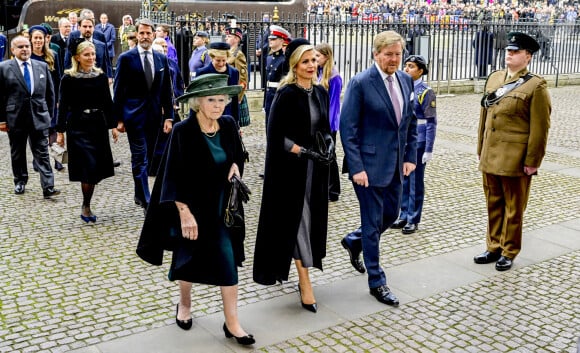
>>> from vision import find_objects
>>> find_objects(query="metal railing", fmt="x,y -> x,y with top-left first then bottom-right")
165,12 -> 580,90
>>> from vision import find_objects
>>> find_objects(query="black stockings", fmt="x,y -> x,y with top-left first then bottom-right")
81,183 -> 95,208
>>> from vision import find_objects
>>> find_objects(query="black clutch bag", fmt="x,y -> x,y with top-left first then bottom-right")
224,174 -> 251,228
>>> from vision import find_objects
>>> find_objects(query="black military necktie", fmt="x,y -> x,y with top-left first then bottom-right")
143,51 -> 153,89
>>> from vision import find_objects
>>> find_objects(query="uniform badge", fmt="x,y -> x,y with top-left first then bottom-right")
430,101 -> 436,108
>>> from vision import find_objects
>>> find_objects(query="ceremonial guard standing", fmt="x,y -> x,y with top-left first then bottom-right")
474,32 -> 551,271
263,25 -> 290,130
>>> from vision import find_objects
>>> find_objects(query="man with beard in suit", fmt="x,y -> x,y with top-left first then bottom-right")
113,18 -> 175,212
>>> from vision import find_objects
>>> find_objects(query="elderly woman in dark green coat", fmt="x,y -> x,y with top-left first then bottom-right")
136,74 -> 255,345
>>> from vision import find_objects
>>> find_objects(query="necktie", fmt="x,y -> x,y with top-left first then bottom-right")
23,62 -> 31,92
386,76 -> 401,125
143,51 -> 153,89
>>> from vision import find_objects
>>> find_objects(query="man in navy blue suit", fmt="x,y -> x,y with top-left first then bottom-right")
95,13 -> 116,64
113,18 -> 174,212
64,15 -> 112,82
340,30 -> 417,306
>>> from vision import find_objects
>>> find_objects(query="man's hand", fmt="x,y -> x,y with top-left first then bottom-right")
116,122 -> 126,133
352,171 -> 369,187
524,166 -> 538,175
0,122 -> 8,132
422,152 -> 433,164
403,162 -> 416,176
163,119 -> 173,134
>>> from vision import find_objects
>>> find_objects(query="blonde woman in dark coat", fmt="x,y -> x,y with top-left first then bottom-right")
253,39 -> 332,313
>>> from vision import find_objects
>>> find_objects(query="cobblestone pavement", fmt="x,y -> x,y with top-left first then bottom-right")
0,86 -> 579,353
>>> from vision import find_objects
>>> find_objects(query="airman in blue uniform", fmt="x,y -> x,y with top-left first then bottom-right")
393,55 -> 437,235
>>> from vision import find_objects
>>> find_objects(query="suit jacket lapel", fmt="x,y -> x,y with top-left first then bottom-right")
369,66 -> 390,109
370,65 -> 398,124
10,60 -> 29,92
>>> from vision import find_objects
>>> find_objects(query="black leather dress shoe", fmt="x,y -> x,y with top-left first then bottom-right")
390,219 -> 407,229
341,238 -> 365,273
473,250 -> 501,264
495,256 -> 513,271
14,183 -> 26,195
402,223 -> 418,234
43,187 -> 61,199
369,285 -> 399,306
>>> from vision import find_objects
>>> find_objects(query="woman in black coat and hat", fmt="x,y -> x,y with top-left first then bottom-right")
253,39 -> 333,313
136,74 -> 254,345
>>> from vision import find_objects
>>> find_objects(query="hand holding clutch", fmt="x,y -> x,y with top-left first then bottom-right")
299,147 -> 332,165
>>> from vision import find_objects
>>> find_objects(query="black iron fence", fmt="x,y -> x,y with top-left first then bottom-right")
167,13 -> 580,90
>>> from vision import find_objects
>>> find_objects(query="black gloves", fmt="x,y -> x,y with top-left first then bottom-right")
299,147 -> 332,165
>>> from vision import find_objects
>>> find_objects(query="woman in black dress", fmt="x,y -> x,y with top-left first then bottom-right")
253,39 -> 333,313
56,39 -> 117,223
136,74 -> 254,345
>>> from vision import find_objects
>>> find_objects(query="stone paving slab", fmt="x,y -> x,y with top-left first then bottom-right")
64,222 -> 580,353
0,86 -> 579,352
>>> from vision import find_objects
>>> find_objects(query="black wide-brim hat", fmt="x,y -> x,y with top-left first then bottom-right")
505,32 -> 540,54
177,74 -> 242,102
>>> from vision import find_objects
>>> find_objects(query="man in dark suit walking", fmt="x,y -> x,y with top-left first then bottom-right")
340,30 -> 417,306
95,13 -> 116,64
0,36 -> 60,198
113,18 -> 175,212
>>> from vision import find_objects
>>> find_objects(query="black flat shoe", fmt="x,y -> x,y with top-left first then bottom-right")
175,304 -> 192,331
473,250 -> 501,264
223,323 -> 255,345
298,286 -> 317,313
495,256 -> 513,271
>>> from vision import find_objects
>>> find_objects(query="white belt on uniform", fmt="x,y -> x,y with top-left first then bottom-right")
417,119 -> 427,125
267,81 -> 279,88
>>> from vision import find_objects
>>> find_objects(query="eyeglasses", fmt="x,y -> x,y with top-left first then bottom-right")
16,45 -> 30,49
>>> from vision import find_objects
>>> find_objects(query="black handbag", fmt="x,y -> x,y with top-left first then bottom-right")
224,174 -> 251,228
315,131 -> 336,161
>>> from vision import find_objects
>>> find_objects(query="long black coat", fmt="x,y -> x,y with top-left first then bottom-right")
253,84 -> 330,285
136,114 -> 246,269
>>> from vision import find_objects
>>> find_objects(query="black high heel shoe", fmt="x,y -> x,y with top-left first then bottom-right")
298,285 -> 318,313
223,323 -> 255,345
175,304 -> 192,330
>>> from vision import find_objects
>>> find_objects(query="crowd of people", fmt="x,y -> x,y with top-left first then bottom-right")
306,0 -> 579,25
0,5 -> 551,348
